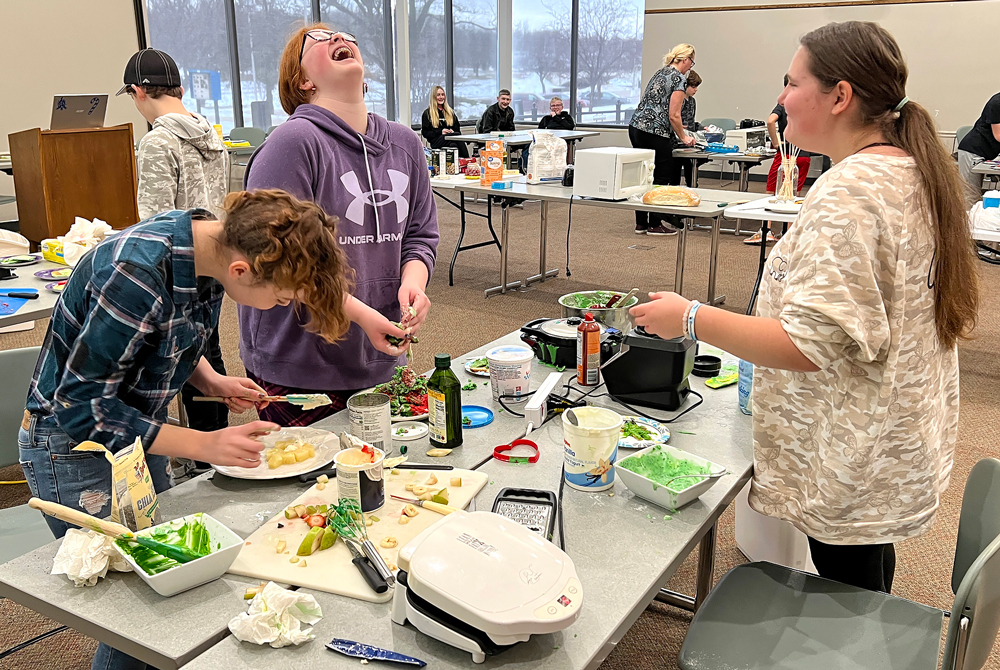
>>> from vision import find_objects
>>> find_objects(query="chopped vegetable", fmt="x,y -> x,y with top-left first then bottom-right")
621,419 -> 654,441
564,291 -> 628,309
386,322 -> 419,347
462,416 -> 472,426
618,446 -> 712,492
461,380 -> 477,391
374,367 -> 429,418
469,357 -> 488,371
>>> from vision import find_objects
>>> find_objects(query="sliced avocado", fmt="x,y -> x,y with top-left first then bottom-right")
319,526 -> 338,551
297,526 -> 324,556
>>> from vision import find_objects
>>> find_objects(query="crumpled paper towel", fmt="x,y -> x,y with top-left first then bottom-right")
52,529 -> 132,587
228,582 -> 323,648
63,216 -> 112,266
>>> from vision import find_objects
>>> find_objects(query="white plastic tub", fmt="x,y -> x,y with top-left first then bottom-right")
114,513 -> 243,597
486,345 -> 533,403
616,445 -> 726,510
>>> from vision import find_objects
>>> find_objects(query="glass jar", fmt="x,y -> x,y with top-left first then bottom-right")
774,161 -> 799,203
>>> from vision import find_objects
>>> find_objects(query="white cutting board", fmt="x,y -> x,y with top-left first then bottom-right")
228,467 -> 488,603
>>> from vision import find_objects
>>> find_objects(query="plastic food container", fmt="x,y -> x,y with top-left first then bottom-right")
616,445 -> 726,510
486,345 -> 533,403
562,406 -> 623,492
984,190 -> 1000,209
114,513 -> 243,597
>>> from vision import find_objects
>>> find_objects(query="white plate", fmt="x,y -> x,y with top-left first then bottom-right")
618,416 -> 670,449
211,427 -> 339,479
764,199 -> 803,214
392,411 -> 428,423
391,421 -> 429,440
464,358 -> 490,377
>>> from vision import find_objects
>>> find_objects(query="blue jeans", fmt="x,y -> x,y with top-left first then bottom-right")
18,413 -> 174,670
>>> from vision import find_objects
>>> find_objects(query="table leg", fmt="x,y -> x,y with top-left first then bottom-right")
484,202 -> 523,298
449,192 -> 468,287
674,217 -> 687,295
525,201 -> 560,286
747,220 -> 770,315
707,214 -> 725,305
567,139 -> 577,164
739,164 -> 750,192
691,159 -> 700,188
654,522 -> 717,613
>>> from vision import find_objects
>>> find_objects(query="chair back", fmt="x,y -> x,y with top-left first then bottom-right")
0,346 -> 42,467
229,126 -> 266,147
942,458 -> 1000,670
956,125 -> 973,148
702,117 -> 737,131
265,125 -> 279,138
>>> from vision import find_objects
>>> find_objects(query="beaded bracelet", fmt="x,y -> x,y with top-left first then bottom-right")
681,300 -> 696,339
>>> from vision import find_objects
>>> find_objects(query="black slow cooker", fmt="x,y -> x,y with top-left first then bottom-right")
519,317 -> 624,369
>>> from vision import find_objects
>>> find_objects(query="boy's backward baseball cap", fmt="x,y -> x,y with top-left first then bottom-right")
117,48 -> 181,96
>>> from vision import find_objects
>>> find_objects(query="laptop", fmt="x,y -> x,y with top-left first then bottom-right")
50,95 -> 109,131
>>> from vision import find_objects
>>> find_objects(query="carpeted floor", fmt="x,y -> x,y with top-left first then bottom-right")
1,176 -> 998,668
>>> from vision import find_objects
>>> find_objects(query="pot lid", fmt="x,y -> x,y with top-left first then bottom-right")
539,318 -> 606,340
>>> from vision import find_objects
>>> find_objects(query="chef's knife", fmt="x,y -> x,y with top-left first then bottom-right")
326,639 -> 426,667
0,291 -> 39,299
298,462 -> 454,483
343,538 -> 388,594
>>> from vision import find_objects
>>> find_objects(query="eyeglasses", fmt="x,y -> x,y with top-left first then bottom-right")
300,29 -> 359,62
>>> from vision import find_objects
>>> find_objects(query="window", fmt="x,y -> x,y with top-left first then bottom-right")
409,0 -> 448,125
235,0 -> 312,130
321,0 -> 390,117
452,0 -> 497,123
511,0 -> 570,124
146,0 -> 236,131
575,0 -> 642,125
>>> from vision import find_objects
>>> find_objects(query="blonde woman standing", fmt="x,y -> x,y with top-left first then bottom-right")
631,22 -> 978,593
629,43 -> 696,235
421,85 -> 468,158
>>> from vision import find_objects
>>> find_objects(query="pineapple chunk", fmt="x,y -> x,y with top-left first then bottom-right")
266,454 -> 283,469
282,451 -> 297,465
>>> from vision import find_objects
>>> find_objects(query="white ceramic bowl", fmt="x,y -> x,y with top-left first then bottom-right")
616,445 -> 726,510
114,513 -> 243,597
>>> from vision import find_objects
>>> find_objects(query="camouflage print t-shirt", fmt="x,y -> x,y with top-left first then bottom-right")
749,153 -> 959,545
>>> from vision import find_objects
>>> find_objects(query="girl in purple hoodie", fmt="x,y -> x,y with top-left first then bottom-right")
240,24 -> 439,425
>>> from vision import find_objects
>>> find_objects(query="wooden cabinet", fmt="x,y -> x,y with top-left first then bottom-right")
8,124 -> 139,246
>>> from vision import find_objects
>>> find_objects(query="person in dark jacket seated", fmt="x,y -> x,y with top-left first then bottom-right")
421,85 -> 468,158
538,96 -> 576,130
477,89 -> 515,133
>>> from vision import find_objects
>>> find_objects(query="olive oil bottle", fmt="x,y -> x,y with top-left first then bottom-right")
427,354 -> 463,448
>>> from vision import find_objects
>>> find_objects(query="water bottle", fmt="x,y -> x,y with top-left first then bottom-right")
738,359 -> 753,415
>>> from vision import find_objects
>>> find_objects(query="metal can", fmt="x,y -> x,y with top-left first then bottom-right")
347,392 -> 392,454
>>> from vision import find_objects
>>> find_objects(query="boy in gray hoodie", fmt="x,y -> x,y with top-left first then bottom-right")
118,49 -> 230,220
118,49 -> 231,476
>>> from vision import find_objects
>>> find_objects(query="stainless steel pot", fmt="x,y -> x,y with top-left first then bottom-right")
558,291 -> 638,332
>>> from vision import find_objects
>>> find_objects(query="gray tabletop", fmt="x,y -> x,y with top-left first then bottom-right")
444,129 -> 600,147
0,259 -> 67,328
0,331 -> 752,670
0,158 -> 11,175
672,149 -> 771,163
971,161 -> 1000,175
723,196 -> 798,224
186,339 -> 754,670
0,473 -> 310,669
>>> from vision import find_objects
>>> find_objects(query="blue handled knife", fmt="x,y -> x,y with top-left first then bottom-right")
326,639 -> 426,667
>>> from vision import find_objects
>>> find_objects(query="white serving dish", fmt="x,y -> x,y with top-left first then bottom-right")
211,426 -> 339,480
616,445 -> 726,510
114,513 -> 243,597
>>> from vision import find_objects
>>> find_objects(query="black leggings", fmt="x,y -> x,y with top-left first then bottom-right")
807,536 -> 896,593
628,125 -> 682,228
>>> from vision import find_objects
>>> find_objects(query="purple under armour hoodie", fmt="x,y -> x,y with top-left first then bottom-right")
239,104 -> 439,390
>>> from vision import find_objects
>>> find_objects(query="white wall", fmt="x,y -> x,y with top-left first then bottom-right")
0,0 -> 147,222
641,0 -> 999,134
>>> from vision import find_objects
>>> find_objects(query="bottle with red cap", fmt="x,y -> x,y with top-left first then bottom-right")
577,313 -> 601,386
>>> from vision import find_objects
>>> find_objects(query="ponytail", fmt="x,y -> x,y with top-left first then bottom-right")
663,43 -> 695,67
801,21 -> 978,348
886,101 -> 979,347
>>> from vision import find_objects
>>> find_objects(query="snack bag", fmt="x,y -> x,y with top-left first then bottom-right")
526,131 -> 568,184
73,437 -> 161,531
479,139 -> 505,187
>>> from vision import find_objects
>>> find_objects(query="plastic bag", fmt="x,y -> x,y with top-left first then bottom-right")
525,131 -> 568,184
970,201 -> 1000,232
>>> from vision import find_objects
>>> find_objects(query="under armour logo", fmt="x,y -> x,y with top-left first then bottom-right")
340,170 -> 409,232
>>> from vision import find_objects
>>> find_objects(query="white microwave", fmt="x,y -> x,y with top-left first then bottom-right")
726,128 -> 767,151
572,147 -> 655,201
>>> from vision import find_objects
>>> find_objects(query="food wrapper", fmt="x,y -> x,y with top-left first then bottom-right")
525,131 -> 568,184
73,437 -> 160,531
62,217 -> 112,267
52,529 -> 132,587
479,139 -> 505,187
228,582 -> 323,648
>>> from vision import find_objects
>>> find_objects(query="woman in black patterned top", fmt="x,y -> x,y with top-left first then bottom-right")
628,43 -> 696,235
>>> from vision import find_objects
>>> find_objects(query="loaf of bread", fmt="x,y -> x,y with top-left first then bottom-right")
642,186 -> 701,207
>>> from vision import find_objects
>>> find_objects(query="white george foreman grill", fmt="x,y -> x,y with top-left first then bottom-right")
390,510 -> 583,663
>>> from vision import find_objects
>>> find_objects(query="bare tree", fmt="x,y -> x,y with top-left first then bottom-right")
514,24 -> 569,94
575,0 -> 633,97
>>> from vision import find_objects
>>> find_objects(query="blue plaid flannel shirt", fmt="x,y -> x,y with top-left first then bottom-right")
26,209 -> 225,452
